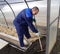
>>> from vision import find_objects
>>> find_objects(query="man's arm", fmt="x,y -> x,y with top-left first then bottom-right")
24,17 -> 38,33
24,8 -> 38,33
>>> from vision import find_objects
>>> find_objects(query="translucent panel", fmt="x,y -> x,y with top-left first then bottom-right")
6,0 -> 41,3
28,0 -> 47,27
48,19 -> 58,53
0,0 -> 4,1
0,10 -> 6,25
10,3 -> 27,17
50,0 -> 59,23
35,0 -> 47,27
0,2 -> 5,9
26,0 -> 42,1
0,1 -> 5,4
2,4 -> 14,27
47,0 -> 59,53
6,0 -> 24,3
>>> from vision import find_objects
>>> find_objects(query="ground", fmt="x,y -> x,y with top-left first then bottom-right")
0,37 -> 46,54
0,25 -> 60,54
0,25 -> 46,54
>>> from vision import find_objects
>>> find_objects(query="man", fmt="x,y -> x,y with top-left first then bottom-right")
13,6 -> 40,50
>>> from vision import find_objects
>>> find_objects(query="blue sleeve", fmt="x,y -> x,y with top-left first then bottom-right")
24,17 -> 38,33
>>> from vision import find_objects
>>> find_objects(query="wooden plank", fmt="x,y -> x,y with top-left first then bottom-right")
0,32 -> 20,47
0,39 -> 8,50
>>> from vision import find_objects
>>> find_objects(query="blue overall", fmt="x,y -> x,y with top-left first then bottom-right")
13,8 -> 38,47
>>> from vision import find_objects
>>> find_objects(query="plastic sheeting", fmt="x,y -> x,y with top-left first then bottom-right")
47,0 -> 59,54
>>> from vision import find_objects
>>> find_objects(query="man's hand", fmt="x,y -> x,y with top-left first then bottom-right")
35,32 -> 41,36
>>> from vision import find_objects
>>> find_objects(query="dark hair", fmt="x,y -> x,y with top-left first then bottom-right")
32,6 -> 39,11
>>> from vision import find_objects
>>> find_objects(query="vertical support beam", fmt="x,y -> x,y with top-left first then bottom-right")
4,0 -> 16,18
24,0 -> 29,8
0,9 -> 9,28
46,0 -> 51,54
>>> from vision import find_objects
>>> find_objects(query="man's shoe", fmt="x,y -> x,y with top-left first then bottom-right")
20,46 -> 27,50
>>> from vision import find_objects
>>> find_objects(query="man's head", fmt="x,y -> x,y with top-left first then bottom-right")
32,6 -> 39,15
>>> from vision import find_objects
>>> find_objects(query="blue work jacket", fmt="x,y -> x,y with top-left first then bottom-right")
13,8 -> 38,33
